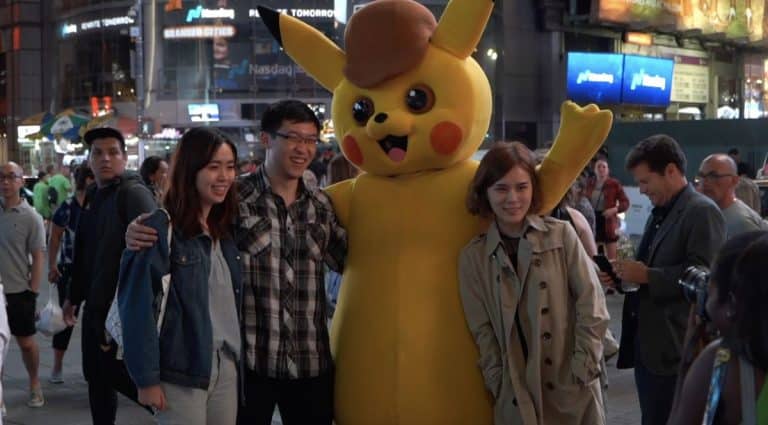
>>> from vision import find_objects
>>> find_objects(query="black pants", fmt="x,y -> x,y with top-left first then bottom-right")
81,311 -> 145,425
237,368 -> 334,425
634,362 -> 678,425
53,268 -> 79,351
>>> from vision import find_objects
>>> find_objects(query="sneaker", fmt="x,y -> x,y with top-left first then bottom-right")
49,370 -> 64,384
1,401 -> 6,417
27,388 -> 44,408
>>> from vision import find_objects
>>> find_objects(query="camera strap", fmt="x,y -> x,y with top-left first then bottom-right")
702,346 -> 730,425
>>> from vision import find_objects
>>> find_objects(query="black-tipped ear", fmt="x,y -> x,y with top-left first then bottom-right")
257,6 -> 282,46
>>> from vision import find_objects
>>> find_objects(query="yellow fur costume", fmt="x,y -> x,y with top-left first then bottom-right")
257,1 -> 612,423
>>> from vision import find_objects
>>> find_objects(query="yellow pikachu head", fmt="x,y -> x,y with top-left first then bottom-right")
257,0 -> 494,176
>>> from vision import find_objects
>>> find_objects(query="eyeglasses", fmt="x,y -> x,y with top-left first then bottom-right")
273,131 -> 321,146
696,171 -> 736,181
0,173 -> 22,182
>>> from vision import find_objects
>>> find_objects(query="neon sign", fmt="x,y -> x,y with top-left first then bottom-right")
60,16 -> 134,37
163,25 -> 236,39
249,8 -> 336,20
186,6 -> 235,22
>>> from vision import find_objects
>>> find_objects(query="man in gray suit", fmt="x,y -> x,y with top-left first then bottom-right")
598,134 -> 725,425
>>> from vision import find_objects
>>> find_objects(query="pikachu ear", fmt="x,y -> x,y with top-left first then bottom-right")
431,0 -> 494,59
257,6 -> 346,91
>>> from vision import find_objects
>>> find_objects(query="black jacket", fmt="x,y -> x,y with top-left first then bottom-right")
617,185 -> 725,375
69,171 -> 157,336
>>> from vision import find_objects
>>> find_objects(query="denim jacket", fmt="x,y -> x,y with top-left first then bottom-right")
118,209 -> 243,390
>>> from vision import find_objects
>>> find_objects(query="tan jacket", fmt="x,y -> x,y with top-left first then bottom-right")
459,216 -> 609,425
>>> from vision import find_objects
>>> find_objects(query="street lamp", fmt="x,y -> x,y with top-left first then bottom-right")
128,1 -> 145,137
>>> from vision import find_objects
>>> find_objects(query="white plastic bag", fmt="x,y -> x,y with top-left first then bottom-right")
36,287 -> 67,337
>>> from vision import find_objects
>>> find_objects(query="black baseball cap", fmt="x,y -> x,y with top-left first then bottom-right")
83,127 -> 126,151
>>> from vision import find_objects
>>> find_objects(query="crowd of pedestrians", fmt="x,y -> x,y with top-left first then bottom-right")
0,99 -> 767,425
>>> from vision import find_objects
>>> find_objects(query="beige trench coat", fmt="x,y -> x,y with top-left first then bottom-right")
459,215 -> 609,425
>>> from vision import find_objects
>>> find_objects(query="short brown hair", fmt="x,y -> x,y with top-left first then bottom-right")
466,142 -> 541,217
164,127 -> 238,241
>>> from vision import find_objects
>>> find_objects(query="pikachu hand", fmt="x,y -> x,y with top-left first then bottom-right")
535,101 -> 613,214
556,101 -> 613,155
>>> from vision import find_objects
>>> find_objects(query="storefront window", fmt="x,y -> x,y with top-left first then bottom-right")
59,31 -> 135,106
56,5 -> 136,108
743,55 -> 767,119
157,0 -> 339,101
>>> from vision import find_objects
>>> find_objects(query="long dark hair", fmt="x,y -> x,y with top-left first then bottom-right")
711,230 -> 768,369
164,127 -> 238,241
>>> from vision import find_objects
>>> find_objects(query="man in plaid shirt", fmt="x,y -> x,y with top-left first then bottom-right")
127,101 -> 347,424
236,101 -> 346,424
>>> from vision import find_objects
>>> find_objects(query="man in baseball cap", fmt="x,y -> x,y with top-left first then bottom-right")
66,126 -> 156,422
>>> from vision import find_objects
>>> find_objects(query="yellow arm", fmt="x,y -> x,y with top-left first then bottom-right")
324,178 -> 355,228
536,101 -> 613,214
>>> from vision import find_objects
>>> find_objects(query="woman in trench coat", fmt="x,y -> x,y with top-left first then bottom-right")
459,142 -> 609,425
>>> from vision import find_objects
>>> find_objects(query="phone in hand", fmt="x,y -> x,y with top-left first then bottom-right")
593,255 -> 621,287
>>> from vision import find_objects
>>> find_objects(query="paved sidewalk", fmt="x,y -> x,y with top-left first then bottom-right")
2,282 -> 640,424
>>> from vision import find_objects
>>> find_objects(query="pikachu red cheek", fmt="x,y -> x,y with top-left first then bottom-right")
343,135 -> 364,166
430,122 -> 463,156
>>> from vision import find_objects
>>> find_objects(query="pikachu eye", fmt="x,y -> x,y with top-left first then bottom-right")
352,97 -> 375,126
405,84 -> 435,114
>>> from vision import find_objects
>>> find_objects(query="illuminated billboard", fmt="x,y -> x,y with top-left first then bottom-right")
188,103 -> 221,122
567,52 -> 676,106
595,0 -> 766,42
621,55 -> 675,107
566,52 -> 624,104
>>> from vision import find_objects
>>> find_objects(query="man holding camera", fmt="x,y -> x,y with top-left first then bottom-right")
598,135 -> 726,425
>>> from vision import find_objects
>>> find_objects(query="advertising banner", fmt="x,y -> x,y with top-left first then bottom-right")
159,0 -> 337,96
595,0 -> 767,42
670,63 -> 709,103
566,52 -> 624,104
622,55 -> 675,106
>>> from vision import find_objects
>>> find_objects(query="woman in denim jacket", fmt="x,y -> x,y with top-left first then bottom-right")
118,127 -> 242,425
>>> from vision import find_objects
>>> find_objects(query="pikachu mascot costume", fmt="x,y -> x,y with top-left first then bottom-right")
258,1 -> 612,423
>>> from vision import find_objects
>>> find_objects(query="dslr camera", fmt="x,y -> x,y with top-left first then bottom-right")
678,265 -> 710,321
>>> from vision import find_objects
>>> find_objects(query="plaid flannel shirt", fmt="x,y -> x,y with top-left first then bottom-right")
237,167 -> 347,379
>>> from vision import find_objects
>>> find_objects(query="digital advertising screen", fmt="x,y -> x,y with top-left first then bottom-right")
621,55 -> 675,107
566,52 -> 624,105
188,103 -> 221,122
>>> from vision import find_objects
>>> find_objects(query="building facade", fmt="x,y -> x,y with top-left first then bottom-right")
4,0 -> 767,175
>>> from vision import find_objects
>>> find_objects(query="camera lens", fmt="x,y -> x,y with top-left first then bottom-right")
678,265 -> 711,320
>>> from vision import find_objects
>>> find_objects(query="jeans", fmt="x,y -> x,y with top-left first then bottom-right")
634,362 -> 678,425
156,350 -> 238,425
236,368 -> 334,425
82,310 -> 145,424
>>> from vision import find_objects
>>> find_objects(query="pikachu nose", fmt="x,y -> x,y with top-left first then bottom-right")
374,113 -> 388,123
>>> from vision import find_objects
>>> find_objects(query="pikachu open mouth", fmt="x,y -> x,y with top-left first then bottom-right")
378,135 -> 409,163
